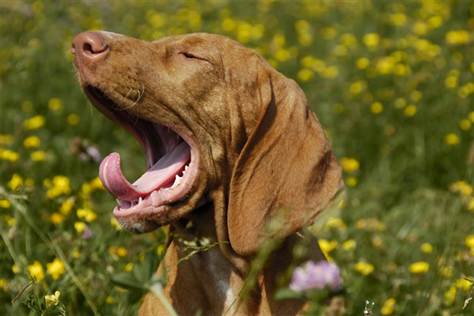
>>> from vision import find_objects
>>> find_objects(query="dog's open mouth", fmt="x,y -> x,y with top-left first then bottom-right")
85,86 -> 199,220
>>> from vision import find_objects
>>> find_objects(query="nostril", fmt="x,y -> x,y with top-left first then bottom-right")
83,42 -> 94,54
72,32 -> 109,58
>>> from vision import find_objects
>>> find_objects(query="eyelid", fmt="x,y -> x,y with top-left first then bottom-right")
179,51 -> 212,64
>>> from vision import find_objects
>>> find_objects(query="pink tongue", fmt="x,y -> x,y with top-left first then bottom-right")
99,142 -> 190,201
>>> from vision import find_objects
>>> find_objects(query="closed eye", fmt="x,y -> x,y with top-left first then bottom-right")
179,51 -> 211,63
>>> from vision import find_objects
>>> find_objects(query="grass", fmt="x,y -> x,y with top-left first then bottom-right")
0,0 -> 473,315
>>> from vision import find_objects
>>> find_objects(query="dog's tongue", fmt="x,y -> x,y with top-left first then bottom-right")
99,142 -> 190,201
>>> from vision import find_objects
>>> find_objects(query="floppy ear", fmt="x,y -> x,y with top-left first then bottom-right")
227,71 -> 343,256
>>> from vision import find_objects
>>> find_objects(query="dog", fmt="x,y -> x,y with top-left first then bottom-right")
72,31 -> 342,315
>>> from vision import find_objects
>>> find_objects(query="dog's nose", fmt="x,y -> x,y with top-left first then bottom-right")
72,32 -> 109,63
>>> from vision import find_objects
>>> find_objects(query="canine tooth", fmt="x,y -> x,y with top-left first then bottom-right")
139,196 -> 143,204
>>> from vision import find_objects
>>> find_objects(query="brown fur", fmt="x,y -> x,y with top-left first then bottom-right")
74,31 -> 342,316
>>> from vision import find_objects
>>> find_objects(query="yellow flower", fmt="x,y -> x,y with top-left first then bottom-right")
0,149 -> 19,162
444,133 -> 460,145
455,278 -> 473,291
340,157 -> 360,173
363,33 -> 380,48
44,176 -> 71,199
439,265 -> 453,278
50,213 -> 65,225
0,278 -> 8,291
381,297 -> 396,315
459,119 -> 471,131
371,102 -> 384,114
0,134 -> 14,146
23,136 -> 41,148
27,261 -> 45,281
297,68 -> 314,82
67,113 -> 80,125
450,181 -> 473,196
31,150 -> 46,161
409,261 -> 430,274
354,261 -> 374,276
467,197 -> 474,212
446,30 -> 470,45
23,115 -> 45,130
356,57 -> 369,70
106,295 -> 115,304
74,221 -> 87,233
110,217 -> 122,230
45,290 -> 61,307
389,13 -> 406,26
124,262 -> 134,272
469,111 -> 474,123
346,176 -> 358,187
403,105 -> 417,117
444,285 -> 457,305
349,80 -> 366,95
394,98 -> 406,109
342,239 -> 356,251
48,98 -> 63,112
89,177 -> 104,191
47,258 -> 65,280
0,199 -> 11,208
12,263 -> 21,274
325,217 -> 346,230
109,246 -> 128,257
413,21 -> 428,35
465,235 -> 474,249
420,243 -> 433,254
318,239 -> 338,259
77,208 -> 97,222
8,174 -> 23,191
60,197 -> 75,215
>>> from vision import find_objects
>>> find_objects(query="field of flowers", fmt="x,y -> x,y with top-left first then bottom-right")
0,0 -> 473,315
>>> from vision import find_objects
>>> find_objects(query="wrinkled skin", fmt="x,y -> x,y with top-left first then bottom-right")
73,31 -> 343,316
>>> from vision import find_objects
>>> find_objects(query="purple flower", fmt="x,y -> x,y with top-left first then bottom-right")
82,226 -> 93,240
289,260 -> 342,292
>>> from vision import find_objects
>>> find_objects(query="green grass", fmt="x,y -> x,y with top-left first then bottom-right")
0,0 -> 473,315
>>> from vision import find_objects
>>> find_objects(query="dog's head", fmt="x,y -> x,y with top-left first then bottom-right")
72,31 -> 342,257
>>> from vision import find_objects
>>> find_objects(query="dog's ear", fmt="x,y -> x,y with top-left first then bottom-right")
227,69 -> 343,256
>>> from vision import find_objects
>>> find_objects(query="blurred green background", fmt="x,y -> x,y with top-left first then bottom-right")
0,0 -> 473,315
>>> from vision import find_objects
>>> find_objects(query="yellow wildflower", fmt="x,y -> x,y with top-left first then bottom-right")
27,261 -> 45,281
439,265 -> 453,278
356,218 -> 385,231
363,33 -> 380,48
340,157 -> 360,173
77,208 -> 97,222
297,68 -> 314,82
465,235 -> 474,249
342,239 -> 356,251
346,176 -> 358,187
459,119 -> 471,131
111,217 -> 122,230
420,243 -> 433,254
89,177 -> 104,190
444,285 -> 456,305
47,258 -> 65,280
0,134 -> 14,146
23,136 -> 40,148
74,221 -> 87,233
455,278 -> 473,291
50,213 -> 65,225
469,111 -> 474,123
4,215 -> 16,227
124,262 -> 134,272
356,57 -> 369,70
71,248 -> 81,259
318,239 -> 338,258
354,261 -> 374,276
12,263 -> 21,274
446,30 -> 470,45
48,98 -> 63,111
23,115 -> 45,130
389,13 -> 406,27
325,217 -> 346,230
31,150 -> 46,161
0,149 -> 19,162
0,278 -> 8,291
450,181 -> 473,196
394,98 -> 406,109
45,176 -> 71,199
67,113 -> 80,125
0,199 -> 11,208
60,197 -> 75,215
109,246 -> 128,257
349,80 -> 366,95
381,297 -> 396,315
8,174 -> 23,191
409,261 -> 430,274
413,22 -> 428,35
45,290 -> 61,307
444,133 -> 460,145
106,296 -> 115,304
467,197 -> 474,212
371,102 -> 384,114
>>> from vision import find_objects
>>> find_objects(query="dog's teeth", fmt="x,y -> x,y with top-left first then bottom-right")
138,196 -> 143,204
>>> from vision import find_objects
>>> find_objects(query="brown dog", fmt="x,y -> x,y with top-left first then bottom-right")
72,31 -> 342,315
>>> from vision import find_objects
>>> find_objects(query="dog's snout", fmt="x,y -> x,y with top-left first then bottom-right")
72,32 -> 109,63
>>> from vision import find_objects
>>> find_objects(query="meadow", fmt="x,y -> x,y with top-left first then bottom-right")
0,0 -> 473,314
